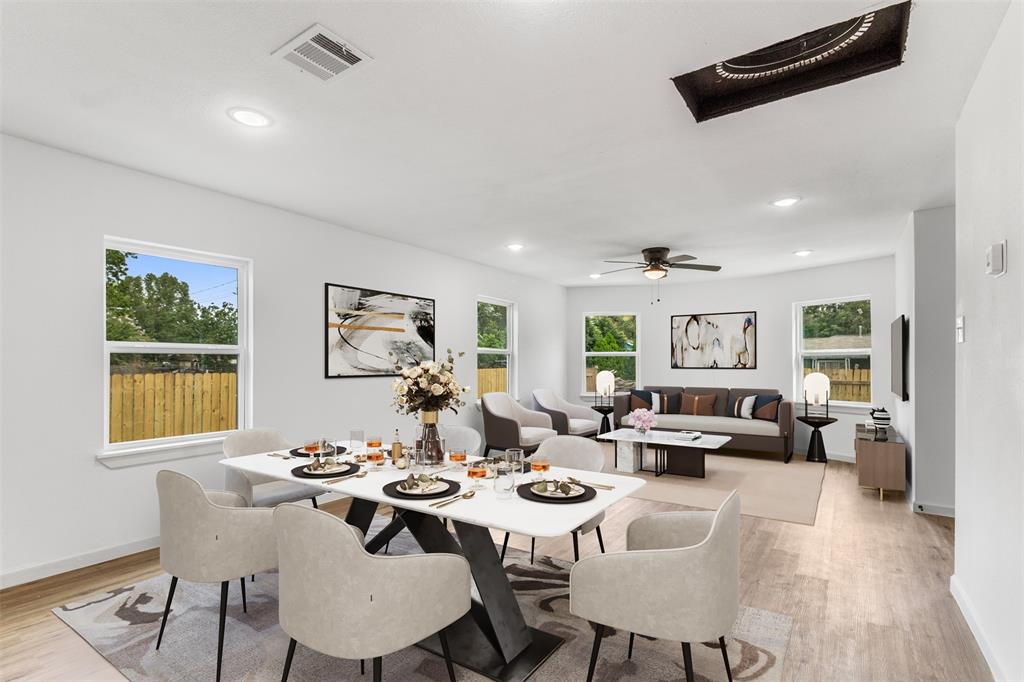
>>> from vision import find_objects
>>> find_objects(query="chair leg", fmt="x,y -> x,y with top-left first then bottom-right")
360,659 -> 365,675
372,656 -> 382,682
281,638 -> 297,682
155,575 -> 177,650
500,532 -> 510,562
439,627 -> 457,682
530,537 -> 535,564
251,574 -> 255,582
311,497 -> 319,509
720,636 -> 733,682
216,581 -> 229,682
595,525 -> 605,554
572,531 -> 580,562
586,623 -> 605,682
627,632 -> 634,660
681,642 -> 695,682
483,444 -> 491,457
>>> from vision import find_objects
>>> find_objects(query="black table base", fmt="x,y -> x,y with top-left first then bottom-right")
806,428 -> 828,463
638,444 -> 706,478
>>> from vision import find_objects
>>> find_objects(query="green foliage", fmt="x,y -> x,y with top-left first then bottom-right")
477,302 -> 508,349
802,300 -> 871,339
585,315 -> 635,352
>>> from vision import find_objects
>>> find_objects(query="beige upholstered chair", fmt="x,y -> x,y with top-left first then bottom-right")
481,392 -> 557,456
532,388 -> 601,437
437,424 -> 482,457
500,435 -> 607,564
223,428 -> 322,508
569,491 -> 741,682
273,503 -> 471,681
155,470 -> 277,682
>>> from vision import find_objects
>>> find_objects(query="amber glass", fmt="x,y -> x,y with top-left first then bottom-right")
367,450 -> 386,465
530,459 -> 551,473
449,451 -> 467,463
367,435 -> 383,448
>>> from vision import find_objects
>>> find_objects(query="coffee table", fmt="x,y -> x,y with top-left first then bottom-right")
598,428 -> 732,478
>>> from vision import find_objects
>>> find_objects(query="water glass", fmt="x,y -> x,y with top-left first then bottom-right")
349,429 -> 365,455
493,463 -> 515,499
505,448 -> 525,474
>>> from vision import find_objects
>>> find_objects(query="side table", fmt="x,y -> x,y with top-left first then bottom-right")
591,405 -> 615,435
797,415 -> 837,463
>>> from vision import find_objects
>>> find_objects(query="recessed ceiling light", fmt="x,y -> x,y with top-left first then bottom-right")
772,196 -> 801,208
793,249 -> 813,257
505,243 -> 524,252
589,273 -> 602,279
227,107 -> 272,127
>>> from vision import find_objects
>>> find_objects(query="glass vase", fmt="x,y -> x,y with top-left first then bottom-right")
420,410 -> 444,465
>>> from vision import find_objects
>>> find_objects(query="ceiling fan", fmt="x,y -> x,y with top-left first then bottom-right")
601,247 -> 722,280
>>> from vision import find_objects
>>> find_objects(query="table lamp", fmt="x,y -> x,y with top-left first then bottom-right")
595,370 -> 615,407
803,372 -> 830,418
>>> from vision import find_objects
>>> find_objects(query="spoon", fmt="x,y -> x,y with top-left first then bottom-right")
567,476 -> 614,491
323,471 -> 368,485
268,452 -> 293,460
435,491 -> 476,509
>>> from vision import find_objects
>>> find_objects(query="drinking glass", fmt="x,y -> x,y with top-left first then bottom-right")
467,462 -> 488,490
367,433 -> 383,449
448,449 -> 468,466
367,449 -> 386,467
302,438 -> 322,455
530,456 -> 551,480
349,429 -> 365,456
493,463 -> 515,499
504,448 -> 525,474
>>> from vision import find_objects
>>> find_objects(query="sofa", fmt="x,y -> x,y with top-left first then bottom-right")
614,386 -> 795,462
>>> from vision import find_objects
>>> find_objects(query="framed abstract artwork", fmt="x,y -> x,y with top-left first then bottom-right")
670,311 -> 756,369
324,283 -> 435,378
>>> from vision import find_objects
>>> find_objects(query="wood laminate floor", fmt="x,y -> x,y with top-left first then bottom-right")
0,461 -> 991,681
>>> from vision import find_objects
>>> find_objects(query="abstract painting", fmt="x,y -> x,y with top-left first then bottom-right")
671,311 -> 756,369
324,283 -> 434,378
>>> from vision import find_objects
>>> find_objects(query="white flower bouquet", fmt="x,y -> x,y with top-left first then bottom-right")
391,348 -> 471,416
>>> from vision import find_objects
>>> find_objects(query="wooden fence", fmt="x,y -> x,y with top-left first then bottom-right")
109,372 -> 237,443
803,367 -> 871,403
476,367 -> 509,396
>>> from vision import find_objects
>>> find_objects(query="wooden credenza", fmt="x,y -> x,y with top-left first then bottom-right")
855,424 -> 907,500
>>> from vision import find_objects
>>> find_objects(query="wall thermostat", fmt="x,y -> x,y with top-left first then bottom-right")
985,241 -> 1006,277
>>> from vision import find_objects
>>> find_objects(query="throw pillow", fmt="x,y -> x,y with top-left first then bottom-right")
663,392 -> 682,414
629,390 -> 663,414
681,393 -> 717,416
729,394 -> 756,419
752,394 -> 782,422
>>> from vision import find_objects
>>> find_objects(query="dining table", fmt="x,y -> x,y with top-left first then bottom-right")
221,442 -> 645,682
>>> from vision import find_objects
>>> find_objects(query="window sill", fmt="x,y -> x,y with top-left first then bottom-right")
97,434 -> 230,469
800,402 -> 872,415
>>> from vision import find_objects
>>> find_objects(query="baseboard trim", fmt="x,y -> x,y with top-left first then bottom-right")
0,535 -> 160,590
912,500 -> 955,517
795,449 -> 855,464
949,574 -> 1005,681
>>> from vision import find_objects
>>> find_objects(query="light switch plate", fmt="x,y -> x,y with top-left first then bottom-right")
985,241 -> 1006,276
955,315 -> 965,343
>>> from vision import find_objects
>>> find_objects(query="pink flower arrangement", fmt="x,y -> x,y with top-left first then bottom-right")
628,408 -> 657,433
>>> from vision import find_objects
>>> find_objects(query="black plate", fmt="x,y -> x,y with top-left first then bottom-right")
289,444 -> 346,458
291,462 -> 359,479
516,482 -> 597,504
382,478 -> 461,501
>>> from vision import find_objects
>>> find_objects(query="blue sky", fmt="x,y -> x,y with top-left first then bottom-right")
127,254 -> 237,307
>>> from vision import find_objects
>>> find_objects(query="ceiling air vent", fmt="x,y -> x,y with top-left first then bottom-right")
272,24 -> 371,82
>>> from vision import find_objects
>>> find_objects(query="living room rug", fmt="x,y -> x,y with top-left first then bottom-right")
600,444 -> 825,525
53,518 -> 793,682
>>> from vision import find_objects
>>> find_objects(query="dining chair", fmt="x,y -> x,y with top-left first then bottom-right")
437,423 -> 482,457
499,435 -> 607,565
155,470 -> 278,682
223,428 -> 323,508
569,491 -> 741,682
532,388 -> 601,437
273,503 -> 471,681
480,392 -> 557,456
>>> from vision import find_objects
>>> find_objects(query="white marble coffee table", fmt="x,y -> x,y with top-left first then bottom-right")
598,428 -> 732,478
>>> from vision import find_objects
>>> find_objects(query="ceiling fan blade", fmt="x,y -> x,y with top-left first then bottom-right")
599,266 -> 645,275
667,254 -> 697,263
603,260 -> 647,265
668,263 -> 722,272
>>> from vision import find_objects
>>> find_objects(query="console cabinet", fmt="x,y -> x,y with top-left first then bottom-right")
854,425 -> 906,500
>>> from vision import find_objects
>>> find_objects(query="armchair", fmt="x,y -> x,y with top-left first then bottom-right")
223,428 -> 323,508
569,491 -> 740,682
480,392 -> 557,456
532,388 -> 601,437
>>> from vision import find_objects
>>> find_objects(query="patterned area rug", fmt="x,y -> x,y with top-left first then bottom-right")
54,518 -> 792,681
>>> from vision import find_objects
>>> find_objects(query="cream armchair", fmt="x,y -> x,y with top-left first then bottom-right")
274,503 -> 471,681
481,392 -> 557,456
532,388 -> 601,437
155,470 -> 277,682
569,491 -> 740,682
437,423 -> 482,457
223,428 -> 323,508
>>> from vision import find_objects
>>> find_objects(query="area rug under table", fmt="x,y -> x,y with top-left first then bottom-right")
54,521 -> 792,681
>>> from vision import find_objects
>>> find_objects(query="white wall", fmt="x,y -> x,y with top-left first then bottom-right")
0,135 -> 567,586
893,206 -> 957,516
950,3 -> 1024,680
565,257 -> 895,459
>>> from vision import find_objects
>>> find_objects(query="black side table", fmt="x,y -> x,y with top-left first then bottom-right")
798,415 -> 837,463
592,405 -> 615,435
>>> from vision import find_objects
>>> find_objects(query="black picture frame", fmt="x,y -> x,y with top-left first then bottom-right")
324,283 -> 436,379
670,310 -> 757,369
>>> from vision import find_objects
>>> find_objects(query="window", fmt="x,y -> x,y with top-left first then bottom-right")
583,314 -> 638,393
796,297 -> 871,404
476,298 -> 516,398
104,238 -> 250,448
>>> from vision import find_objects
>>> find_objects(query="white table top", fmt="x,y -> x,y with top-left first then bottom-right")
598,427 -> 732,450
220,446 -> 645,538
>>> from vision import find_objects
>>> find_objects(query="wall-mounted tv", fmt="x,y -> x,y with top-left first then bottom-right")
891,315 -> 909,401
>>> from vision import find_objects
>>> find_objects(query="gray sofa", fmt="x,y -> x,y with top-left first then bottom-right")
613,386 -> 795,462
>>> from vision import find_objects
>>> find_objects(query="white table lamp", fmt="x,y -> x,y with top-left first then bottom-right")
595,370 -> 615,406
803,372 -> 831,417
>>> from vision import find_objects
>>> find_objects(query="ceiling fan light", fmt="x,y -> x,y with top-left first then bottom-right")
643,264 -> 667,280
589,273 -> 602,279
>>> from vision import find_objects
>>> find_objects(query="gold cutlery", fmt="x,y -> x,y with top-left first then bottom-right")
567,476 -> 614,490
323,471 -> 368,485
428,492 -> 463,507
434,491 -> 476,509
268,452 -> 293,459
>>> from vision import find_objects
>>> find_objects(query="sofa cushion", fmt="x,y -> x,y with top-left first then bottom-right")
681,392 -> 717,416
568,418 -> 600,435
630,390 -> 662,413
623,413 -> 781,437
681,387 -> 730,417
520,426 -> 558,446
753,394 -> 782,422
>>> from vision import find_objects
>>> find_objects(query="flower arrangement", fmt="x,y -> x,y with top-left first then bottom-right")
629,407 -> 657,434
391,348 -> 471,416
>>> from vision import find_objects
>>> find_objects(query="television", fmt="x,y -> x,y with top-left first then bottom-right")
891,315 -> 909,401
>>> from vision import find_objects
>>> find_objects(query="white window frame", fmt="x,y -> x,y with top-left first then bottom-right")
581,312 -> 640,396
476,296 -> 518,399
99,237 -> 253,466
793,294 -> 872,408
